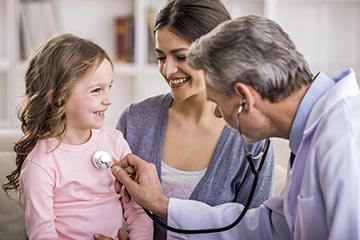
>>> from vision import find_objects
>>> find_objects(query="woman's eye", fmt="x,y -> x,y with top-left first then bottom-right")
177,56 -> 187,61
157,56 -> 166,62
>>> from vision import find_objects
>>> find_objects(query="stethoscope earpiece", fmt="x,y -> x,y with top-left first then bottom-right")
237,98 -> 246,113
92,150 -> 113,169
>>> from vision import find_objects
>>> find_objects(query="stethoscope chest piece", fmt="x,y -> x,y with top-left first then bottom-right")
93,150 -> 113,169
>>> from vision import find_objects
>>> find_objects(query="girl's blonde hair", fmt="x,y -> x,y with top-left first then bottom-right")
3,33 -> 112,193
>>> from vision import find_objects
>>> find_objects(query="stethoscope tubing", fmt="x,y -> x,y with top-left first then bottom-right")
144,139 -> 270,234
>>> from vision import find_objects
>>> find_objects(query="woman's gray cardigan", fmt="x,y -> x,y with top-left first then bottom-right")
116,93 -> 275,239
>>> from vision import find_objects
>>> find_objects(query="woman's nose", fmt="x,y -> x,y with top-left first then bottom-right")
162,59 -> 178,78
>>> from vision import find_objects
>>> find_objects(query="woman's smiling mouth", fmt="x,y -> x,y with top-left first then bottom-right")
169,77 -> 190,87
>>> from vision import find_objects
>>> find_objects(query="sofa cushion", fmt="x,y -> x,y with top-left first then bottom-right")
0,130 -> 26,239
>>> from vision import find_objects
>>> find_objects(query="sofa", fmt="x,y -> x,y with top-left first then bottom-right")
0,129 -> 26,239
0,129 -> 288,239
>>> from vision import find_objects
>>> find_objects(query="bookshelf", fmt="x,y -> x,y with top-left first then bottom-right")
1,0 -> 360,129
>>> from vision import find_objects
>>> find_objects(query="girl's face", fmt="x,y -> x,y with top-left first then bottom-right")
155,27 -> 205,102
65,58 -> 113,132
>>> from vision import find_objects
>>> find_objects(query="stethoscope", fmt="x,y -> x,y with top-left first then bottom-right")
92,102 -> 271,234
93,150 -> 114,169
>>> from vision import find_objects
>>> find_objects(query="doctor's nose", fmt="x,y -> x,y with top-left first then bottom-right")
214,106 -> 222,118
162,59 -> 178,78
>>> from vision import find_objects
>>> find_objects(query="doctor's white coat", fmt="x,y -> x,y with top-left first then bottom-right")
167,70 -> 360,240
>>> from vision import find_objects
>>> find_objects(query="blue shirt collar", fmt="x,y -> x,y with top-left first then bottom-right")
289,72 -> 335,154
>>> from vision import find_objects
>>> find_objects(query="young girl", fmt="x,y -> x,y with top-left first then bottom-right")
2,33 -> 153,239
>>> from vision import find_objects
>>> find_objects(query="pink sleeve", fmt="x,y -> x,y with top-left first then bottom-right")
21,161 -> 58,239
116,132 -> 132,160
121,195 -> 154,239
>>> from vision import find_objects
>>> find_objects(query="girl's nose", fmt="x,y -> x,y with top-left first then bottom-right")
102,91 -> 112,105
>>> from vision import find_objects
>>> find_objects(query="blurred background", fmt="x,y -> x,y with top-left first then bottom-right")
1,0 -> 359,129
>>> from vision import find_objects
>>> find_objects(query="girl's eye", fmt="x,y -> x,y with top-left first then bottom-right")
92,88 -> 101,93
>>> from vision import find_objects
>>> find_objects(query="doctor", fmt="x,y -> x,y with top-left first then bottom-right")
106,15 -> 360,239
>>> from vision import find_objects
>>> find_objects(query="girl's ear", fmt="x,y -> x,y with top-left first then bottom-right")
47,90 -> 54,105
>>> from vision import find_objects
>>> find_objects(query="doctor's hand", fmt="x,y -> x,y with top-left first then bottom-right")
112,153 -> 169,218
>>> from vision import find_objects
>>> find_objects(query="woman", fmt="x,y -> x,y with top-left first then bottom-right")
116,0 -> 275,239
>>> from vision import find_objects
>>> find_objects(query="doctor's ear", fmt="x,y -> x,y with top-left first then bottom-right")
241,97 -> 247,106
234,83 -> 247,105
233,82 -> 254,108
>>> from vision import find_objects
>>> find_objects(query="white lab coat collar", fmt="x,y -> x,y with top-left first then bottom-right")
289,72 -> 334,154
304,69 -> 359,136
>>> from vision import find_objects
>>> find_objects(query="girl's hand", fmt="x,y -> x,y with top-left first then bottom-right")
94,228 -> 127,240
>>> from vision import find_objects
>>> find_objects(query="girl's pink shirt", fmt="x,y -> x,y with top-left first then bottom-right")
20,126 -> 153,239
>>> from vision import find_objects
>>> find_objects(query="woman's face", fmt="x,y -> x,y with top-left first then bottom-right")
155,27 -> 205,102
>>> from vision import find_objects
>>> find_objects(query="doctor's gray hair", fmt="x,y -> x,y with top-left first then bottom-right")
187,15 -> 313,102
